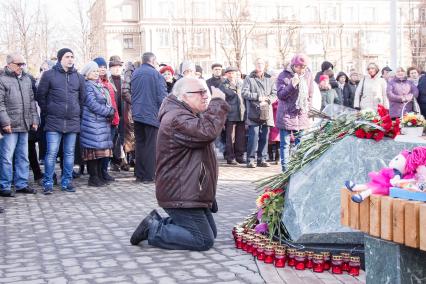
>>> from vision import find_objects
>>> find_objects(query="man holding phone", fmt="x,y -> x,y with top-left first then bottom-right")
0,53 -> 39,197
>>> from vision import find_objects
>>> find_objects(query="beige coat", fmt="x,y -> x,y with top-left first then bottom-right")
354,73 -> 389,110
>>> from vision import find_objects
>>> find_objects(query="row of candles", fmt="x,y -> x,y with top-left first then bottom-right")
232,228 -> 361,276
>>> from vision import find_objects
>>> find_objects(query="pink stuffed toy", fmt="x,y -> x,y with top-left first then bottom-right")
345,146 -> 426,203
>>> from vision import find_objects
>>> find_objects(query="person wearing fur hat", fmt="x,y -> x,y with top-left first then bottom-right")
347,70 -> 360,108
195,65 -> 204,79
220,66 -> 246,165
159,65 -> 176,93
354,63 -> 389,110
80,61 -> 115,187
107,55 -> 130,172
179,60 -> 196,79
276,54 -> 314,171
36,48 -> 85,194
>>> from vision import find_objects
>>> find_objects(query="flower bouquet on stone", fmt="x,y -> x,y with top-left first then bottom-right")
254,188 -> 288,240
354,105 -> 400,141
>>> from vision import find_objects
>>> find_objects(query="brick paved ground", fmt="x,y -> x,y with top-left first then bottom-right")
0,159 -> 365,284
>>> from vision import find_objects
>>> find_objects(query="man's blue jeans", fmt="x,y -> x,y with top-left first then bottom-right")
0,132 -> 29,191
279,129 -> 303,172
148,208 -> 217,251
247,125 -> 269,164
43,132 -> 77,188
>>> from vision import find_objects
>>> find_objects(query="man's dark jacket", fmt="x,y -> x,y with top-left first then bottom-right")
131,63 -> 167,128
155,95 -> 229,209
36,62 -> 84,133
0,68 -> 39,132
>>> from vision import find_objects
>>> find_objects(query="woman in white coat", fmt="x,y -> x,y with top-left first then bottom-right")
354,63 -> 389,110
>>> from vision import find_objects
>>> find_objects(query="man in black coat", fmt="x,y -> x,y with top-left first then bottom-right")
206,63 -> 224,92
220,67 -> 246,165
131,52 -> 167,183
36,48 -> 85,194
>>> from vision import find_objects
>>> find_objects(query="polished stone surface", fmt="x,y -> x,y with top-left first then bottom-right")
365,235 -> 426,284
282,136 -> 419,243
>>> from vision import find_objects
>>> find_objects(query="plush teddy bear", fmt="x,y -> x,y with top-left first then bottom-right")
345,146 -> 426,203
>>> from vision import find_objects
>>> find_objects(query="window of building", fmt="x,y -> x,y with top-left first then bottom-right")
159,31 -> 170,47
343,7 -> 355,23
362,7 -> 376,22
122,4 -> 133,20
278,6 -> 294,20
193,32 -> 205,48
324,7 -> 337,23
123,34 -> 134,49
420,8 -> 426,22
193,1 -> 207,18
254,34 -> 268,49
155,0 -> 175,18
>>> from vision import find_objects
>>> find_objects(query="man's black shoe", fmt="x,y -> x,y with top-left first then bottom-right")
130,214 -> 155,245
0,206 -> 4,213
236,159 -> 246,164
16,186 -> 37,194
0,188 -> 15,197
102,173 -> 115,182
257,161 -> 270,167
88,177 -> 104,187
227,159 -> 238,165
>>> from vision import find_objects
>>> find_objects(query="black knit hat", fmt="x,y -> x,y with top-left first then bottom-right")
211,63 -> 222,69
57,48 -> 73,62
321,61 -> 334,72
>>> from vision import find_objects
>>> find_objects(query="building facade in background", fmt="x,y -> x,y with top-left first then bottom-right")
89,0 -> 426,74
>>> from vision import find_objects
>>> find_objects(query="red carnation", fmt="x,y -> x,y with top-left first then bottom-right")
377,104 -> 389,117
355,129 -> 366,138
338,131 -> 347,138
373,131 -> 385,141
365,131 -> 373,139
411,119 -> 417,126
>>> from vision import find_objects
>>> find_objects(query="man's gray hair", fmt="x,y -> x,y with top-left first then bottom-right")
172,77 -> 209,101
142,52 -> 156,64
6,52 -> 23,64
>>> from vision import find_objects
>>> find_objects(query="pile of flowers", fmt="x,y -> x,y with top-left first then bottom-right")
401,112 -> 426,128
254,188 -> 287,239
354,105 -> 400,141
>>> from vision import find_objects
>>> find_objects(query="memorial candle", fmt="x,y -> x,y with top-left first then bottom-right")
341,252 -> 351,272
305,251 -> 314,269
331,255 -> 343,274
313,254 -> 325,273
322,252 -> 331,270
294,251 -> 306,270
257,243 -> 266,261
274,247 -> 286,268
287,248 -> 296,267
349,256 -> 361,276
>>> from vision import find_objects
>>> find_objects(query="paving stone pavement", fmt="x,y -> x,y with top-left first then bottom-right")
0,160 -> 365,284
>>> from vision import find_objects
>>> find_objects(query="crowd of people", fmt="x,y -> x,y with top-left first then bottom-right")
0,48 -> 425,218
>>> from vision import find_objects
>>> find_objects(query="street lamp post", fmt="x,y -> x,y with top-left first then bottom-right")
390,0 -> 398,69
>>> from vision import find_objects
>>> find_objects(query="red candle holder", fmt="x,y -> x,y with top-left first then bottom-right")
341,252 -> 351,272
294,251 -> 306,270
252,239 -> 260,257
274,248 -> 286,268
287,248 -> 296,267
246,236 -> 254,254
305,251 -> 314,269
257,243 -> 266,261
322,252 -> 331,270
235,233 -> 243,249
241,235 -> 248,251
349,256 -> 361,276
264,245 -> 275,264
331,255 -> 343,274
313,254 -> 325,273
